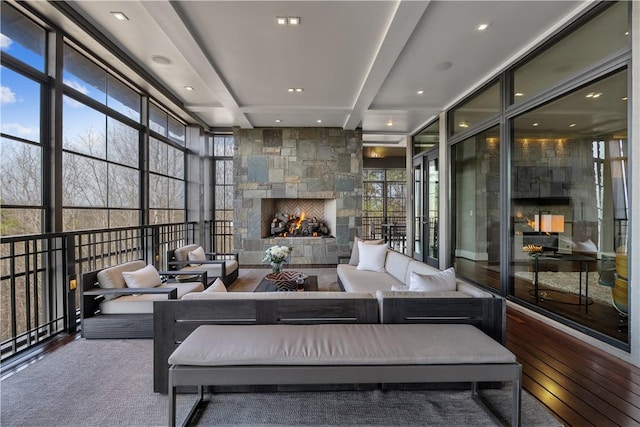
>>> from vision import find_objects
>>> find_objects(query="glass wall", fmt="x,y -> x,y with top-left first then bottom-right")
363,169 -> 407,252
0,4 -> 46,235
510,69 -> 629,343
212,135 -> 234,252
451,126 -> 501,291
445,2 -> 630,347
62,44 -> 142,230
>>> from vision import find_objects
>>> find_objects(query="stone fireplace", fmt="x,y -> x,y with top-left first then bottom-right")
233,127 -> 362,265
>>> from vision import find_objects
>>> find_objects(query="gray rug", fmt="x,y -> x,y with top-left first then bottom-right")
1,338 -> 560,427
515,271 -> 609,304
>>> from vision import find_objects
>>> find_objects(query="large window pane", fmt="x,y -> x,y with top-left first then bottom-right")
63,98 -> 106,158
0,207 -> 42,235
149,137 -> 166,174
149,174 -> 167,209
149,103 -> 167,136
512,2 -> 629,105
63,208 -> 108,231
413,119 -> 439,156
0,68 -> 41,143
0,138 -> 41,205
449,81 -> 500,136
167,146 -> 184,179
107,74 -> 140,121
108,164 -> 139,208
167,177 -> 184,209
0,4 -> 46,72
63,45 -> 106,104
62,153 -> 107,207
451,125 -> 501,291
510,69 -> 628,343
168,116 -> 185,145
107,118 -> 138,168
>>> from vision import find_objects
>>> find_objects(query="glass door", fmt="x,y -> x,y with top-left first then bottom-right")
413,149 -> 439,266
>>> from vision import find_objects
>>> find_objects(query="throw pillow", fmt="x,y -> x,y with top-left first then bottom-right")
188,246 -> 206,266
356,241 -> 388,272
409,267 -> 457,292
349,237 -> 385,266
122,264 -> 162,288
203,278 -> 227,293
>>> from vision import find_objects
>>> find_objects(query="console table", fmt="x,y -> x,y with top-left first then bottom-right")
530,253 -> 594,313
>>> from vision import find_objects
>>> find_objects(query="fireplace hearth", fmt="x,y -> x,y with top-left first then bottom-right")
269,212 -> 331,237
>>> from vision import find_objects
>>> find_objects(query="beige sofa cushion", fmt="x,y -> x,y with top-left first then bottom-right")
99,281 -> 204,314
176,261 -> 238,282
122,264 -> 163,288
96,260 -> 146,300
174,244 -> 200,262
181,291 -> 374,301
337,264 -> 403,293
408,268 -> 456,292
384,251 -> 413,283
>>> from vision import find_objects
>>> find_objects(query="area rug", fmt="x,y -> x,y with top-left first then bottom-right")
0,338 -> 561,426
515,271 -> 610,304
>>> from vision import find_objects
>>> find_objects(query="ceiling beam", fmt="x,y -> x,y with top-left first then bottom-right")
343,0 -> 431,130
141,0 -> 253,128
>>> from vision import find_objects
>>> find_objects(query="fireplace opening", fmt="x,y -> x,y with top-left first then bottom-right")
261,198 -> 336,238
269,211 -> 330,237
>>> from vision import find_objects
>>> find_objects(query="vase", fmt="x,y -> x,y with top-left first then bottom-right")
271,262 -> 283,273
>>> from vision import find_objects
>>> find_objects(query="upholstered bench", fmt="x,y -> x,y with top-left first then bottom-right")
167,323 -> 522,427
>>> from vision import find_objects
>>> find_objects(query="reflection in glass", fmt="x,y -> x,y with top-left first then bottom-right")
427,158 -> 439,259
449,81 -> 500,136
149,103 -> 167,136
413,120 -> 439,156
107,75 -> 140,121
510,69 -> 628,343
0,68 -> 41,142
512,2 -> 629,105
0,4 -> 46,71
451,125 -> 501,291
63,45 -> 106,104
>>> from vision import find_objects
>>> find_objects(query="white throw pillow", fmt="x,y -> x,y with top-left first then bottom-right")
203,278 -> 227,293
122,264 -> 162,288
188,246 -> 206,266
349,237 -> 385,266
409,267 -> 457,292
356,241 -> 388,272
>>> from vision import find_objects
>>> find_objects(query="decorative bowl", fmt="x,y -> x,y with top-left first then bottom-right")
265,271 -> 308,291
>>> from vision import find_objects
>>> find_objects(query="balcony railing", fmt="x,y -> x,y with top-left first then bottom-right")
0,222 -> 197,362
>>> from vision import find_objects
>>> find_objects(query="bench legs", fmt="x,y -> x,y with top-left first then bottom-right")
169,371 -> 204,427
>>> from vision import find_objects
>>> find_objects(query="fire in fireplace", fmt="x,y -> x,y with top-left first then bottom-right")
269,211 -> 331,237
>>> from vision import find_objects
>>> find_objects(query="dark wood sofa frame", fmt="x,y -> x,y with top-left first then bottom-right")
166,249 -> 239,287
81,267 -> 207,339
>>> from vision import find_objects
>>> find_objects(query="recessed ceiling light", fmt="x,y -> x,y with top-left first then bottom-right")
111,12 -> 129,21
569,123 -> 576,128
317,119 -> 322,123
416,90 -> 424,95
476,23 -> 490,31
625,31 -> 629,36
533,123 -> 539,127
458,121 -> 469,128
295,88 -> 303,93
386,119 -> 393,127
288,88 -> 303,93
151,55 -> 172,65
586,92 -> 602,98
184,86 -> 194,91
515,92 -> 524,97
622,96 -> 628,101
288,17 -> 300,25
276,17 -> 287,25
275,119 -> 282,123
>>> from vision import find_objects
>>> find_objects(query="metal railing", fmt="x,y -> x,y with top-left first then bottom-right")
0,222 -> 197,362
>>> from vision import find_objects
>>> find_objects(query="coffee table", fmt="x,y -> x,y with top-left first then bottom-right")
254,275 -> 318,292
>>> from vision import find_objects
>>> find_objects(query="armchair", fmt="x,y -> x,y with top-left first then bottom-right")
167,244 -> 239,287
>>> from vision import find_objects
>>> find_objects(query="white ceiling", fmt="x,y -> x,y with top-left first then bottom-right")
55,0 -> 587,145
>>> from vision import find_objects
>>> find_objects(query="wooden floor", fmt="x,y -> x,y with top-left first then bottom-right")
506,306 -> 640,426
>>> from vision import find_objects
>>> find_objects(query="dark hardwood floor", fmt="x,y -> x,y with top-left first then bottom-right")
506,306 -> 640,426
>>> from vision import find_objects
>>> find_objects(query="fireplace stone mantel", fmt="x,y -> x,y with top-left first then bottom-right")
233,127 -> 362,265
